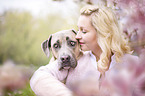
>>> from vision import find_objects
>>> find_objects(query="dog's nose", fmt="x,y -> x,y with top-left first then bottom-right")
61,55 -> 70,62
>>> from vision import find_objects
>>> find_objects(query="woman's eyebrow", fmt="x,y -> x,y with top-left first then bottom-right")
78,26 -> 84,30
82,27 -> 89,32
77,25 -> 89,31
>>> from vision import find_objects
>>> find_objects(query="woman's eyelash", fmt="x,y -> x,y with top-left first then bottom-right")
77,29 -> 87,34
82,31 -> 87,33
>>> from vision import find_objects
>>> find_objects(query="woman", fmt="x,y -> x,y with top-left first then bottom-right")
76,5 -> 131,75
75,5 -> 140,95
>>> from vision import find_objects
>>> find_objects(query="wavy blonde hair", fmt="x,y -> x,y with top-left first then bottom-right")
80,5 -> 131,73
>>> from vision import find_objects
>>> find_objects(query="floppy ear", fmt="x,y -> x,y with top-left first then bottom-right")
41,35 -> 52,58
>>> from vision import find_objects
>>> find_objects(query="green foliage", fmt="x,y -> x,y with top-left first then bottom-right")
0,10 -> 77,66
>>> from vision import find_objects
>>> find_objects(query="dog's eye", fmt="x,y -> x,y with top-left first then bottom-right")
70,41 -> 76,46
53,44 -> 59,48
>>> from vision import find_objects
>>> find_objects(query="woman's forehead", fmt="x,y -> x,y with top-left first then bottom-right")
78,16 -> 91,26
77,15 -> 94,30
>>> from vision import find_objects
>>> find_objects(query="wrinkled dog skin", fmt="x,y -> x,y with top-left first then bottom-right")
42,29 -> 82,70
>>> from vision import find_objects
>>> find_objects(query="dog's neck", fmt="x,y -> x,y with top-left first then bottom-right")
76,52 -> 83,60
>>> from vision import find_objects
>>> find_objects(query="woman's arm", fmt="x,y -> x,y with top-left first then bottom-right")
30,60 -> 73,96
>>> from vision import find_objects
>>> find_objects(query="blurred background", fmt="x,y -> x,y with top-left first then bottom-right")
0,0 -> 145,96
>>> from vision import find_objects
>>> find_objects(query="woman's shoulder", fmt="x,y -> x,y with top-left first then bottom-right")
109,53 -> 139,70
116,54 -> 140,71
121,54 -> 139,63
106,54 -> 139,76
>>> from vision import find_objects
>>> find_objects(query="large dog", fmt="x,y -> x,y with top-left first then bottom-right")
41,29 -> 82,70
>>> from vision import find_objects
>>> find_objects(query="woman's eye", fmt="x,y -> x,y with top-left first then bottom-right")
82,31 -> 87,34
82,30 -> 87,34
70,41 -> 76,46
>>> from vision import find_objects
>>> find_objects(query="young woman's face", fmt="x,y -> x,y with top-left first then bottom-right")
76,15 -> 99,51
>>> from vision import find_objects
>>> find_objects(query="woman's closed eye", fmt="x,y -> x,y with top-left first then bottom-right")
77,27 -> 88,34
82,31 -> 87,34
82,29 -> 88,34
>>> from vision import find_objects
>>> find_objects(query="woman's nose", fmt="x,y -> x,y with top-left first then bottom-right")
75,32 -> 82,40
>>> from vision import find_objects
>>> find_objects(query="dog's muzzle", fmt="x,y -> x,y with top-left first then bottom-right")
59,55 -> 77,70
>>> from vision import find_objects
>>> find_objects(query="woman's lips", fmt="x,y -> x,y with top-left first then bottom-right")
79,42 -> 84,45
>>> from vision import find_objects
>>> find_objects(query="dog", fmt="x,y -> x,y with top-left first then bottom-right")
41,29 -> 82,70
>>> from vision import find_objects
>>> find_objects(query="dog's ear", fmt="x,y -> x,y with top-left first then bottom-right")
72,29 -> 77,35
41,35 -> 52,58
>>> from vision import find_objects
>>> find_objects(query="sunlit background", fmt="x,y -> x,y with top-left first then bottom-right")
0,0 -> 145,96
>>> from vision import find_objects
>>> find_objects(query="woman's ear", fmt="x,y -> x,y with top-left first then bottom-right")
41,35 -> 52,58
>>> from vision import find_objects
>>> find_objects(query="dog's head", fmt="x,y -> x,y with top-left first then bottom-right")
42,29 -> 82,70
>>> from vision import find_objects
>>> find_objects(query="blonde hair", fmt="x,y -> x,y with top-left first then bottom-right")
80,5 -> 131,73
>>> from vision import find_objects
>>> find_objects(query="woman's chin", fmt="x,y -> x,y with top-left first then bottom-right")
80,45 -> 90,51
80,47 -> 89,51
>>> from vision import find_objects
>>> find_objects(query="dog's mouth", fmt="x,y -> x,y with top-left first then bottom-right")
58,55 -> 77,70
61,63 -> 71,70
